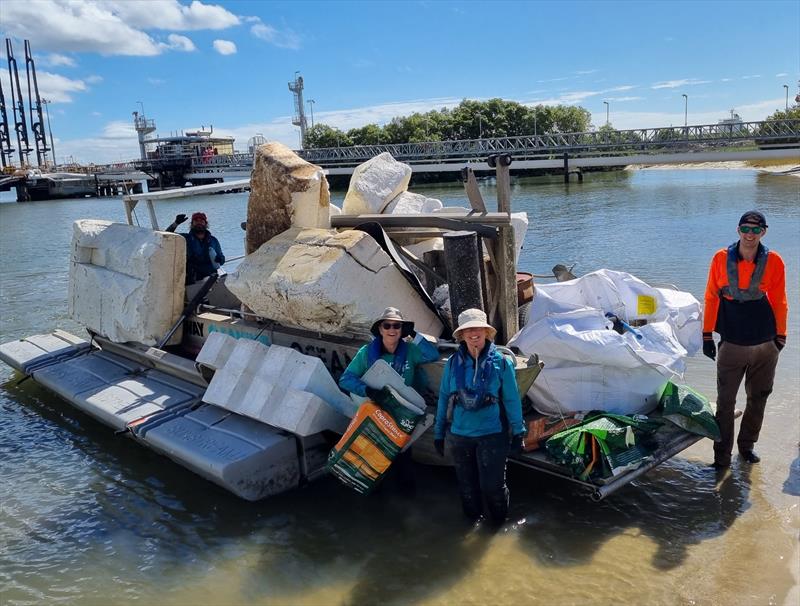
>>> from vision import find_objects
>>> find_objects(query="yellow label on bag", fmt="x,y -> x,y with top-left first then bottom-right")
637,295 -> 656,316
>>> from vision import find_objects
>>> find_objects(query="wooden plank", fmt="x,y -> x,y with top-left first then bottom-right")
462,167 -> 487,212
331,214 -> 503,239
495,224 -> 518,343
496,164 -> 512,214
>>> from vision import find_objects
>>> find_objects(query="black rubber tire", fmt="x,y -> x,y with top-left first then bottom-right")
500,153 -> 512,166
518,301 -> 532,327
487,154 -> 497,168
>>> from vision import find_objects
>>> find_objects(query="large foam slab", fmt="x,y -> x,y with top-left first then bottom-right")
226,227 -> 443,337
68,220 -> 186,345
342,153 -> 412,214
246,141 -> 331,254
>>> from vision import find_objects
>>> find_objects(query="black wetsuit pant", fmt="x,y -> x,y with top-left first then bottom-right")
447,431 -> 510,525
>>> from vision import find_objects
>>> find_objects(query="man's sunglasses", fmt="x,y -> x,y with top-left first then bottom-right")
739,226 -> 764,234
381,322 -> 403,330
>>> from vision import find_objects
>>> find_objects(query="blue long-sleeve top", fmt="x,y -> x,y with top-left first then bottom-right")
339,333 -> 440,397
434,344 -> 524,440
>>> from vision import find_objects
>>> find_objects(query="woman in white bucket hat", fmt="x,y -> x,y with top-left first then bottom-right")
339,307 -> 439,402
433,308 -> 524,526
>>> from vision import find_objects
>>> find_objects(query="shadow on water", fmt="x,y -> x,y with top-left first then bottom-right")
509,458 -> 752,572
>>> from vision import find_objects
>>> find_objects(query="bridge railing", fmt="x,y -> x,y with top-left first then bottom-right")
171,119 -> 799,173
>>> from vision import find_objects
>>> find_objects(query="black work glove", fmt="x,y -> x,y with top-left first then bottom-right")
175,213 -> 188,225
702,333 -> 716,361
775,335 -> 786,351
434,439 -> 445,457
365,386 -> 382,402
510,433 -> 525,454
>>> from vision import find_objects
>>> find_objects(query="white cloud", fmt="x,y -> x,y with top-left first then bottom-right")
741,74 -> 761,79
85,75 -> 103,84
2,0 -> 234,56
251,20 -> 302,50
212,39 -> 237,55
775,73 -> 788,77
148,77 -> 167,85
605,96 -> 644,102
575,69 -> 599,75
94,0 -> 239,30
162,34 -> 196,52
40,53 -> 76,67
91,111 -> 102,117
607,85 -> 636,92
651,78 -> 712,89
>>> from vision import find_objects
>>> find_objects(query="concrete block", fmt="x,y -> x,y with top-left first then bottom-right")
342,153 -> 412,214
195,332 -> 238,371
68,220 -> 186,345
384,191 -> 443,214
227,227 -> 444,337
246,142 -> 331,254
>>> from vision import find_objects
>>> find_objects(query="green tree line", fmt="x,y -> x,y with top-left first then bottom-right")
303,99 -> 592,148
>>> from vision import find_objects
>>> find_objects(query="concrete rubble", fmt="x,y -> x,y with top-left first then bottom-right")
68,220 -> 185,345
246,141 -> 331,254
226,227 -> 444,337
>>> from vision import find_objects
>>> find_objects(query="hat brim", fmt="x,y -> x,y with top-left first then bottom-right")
371,320 -> 415,338
453,321 -> 497,342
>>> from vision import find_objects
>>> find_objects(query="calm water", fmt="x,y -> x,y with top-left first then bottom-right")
1,170 -> 799,606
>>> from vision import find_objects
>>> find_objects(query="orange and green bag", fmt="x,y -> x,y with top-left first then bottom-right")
327,387 -> 423,494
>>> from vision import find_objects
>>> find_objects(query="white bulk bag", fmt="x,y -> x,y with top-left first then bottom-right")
508,270 -> 699,416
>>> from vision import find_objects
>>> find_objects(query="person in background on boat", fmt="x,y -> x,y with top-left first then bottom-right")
166,212 -> 225,284
434,308 -> 525,526
703,210 -> 787,468
339,306 -> 440,401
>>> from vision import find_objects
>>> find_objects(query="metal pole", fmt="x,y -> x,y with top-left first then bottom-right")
307,99 -> 315,128
42,98 -> 56,167
784,85 -> 789,111
603,101 -> 609,126
682,94 -> 688,127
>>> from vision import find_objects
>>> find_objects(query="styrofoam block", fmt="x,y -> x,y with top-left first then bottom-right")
342,153 -> 412,214
227,228 -> 443,337
384,191 -> 443,214
259,344 -> 355,416
68,220 -> 186,345
246,141 -> 331,254
202,339 -> 269,407
329,203 -> 342,217
196,332 -> 238,370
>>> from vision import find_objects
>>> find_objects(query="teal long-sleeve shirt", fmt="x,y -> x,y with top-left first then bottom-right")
338,334 -> 440,397
434,348 -> 524,440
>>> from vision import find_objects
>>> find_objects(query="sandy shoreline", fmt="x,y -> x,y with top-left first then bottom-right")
626,161 -> 800,176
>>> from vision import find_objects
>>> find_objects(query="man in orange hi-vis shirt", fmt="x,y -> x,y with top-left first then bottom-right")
703,210 -> 788,468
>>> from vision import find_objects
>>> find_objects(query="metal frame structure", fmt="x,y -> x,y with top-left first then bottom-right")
5,38 -> 31,166
24,40 -> 49,167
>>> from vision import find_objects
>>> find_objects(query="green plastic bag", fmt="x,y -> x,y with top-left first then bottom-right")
659,382 -> 720,441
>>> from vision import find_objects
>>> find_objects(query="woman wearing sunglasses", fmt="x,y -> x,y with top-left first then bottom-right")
338,306 -> 440,402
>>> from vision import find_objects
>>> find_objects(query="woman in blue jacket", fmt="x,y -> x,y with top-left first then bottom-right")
434,308 -> 525,525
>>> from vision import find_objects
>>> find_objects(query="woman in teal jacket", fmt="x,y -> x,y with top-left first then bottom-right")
339,307 -> 439,400
434,308 -> 525,525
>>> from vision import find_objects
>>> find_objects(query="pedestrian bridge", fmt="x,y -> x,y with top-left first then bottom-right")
153,119 -> 800,180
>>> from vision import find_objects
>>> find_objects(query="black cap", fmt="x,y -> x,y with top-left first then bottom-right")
738,210 -> 767,228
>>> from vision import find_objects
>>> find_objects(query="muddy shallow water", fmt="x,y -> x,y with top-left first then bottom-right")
1,169 -> 798,605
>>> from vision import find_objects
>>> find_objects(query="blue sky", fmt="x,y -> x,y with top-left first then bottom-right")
1,0 -> 798,164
